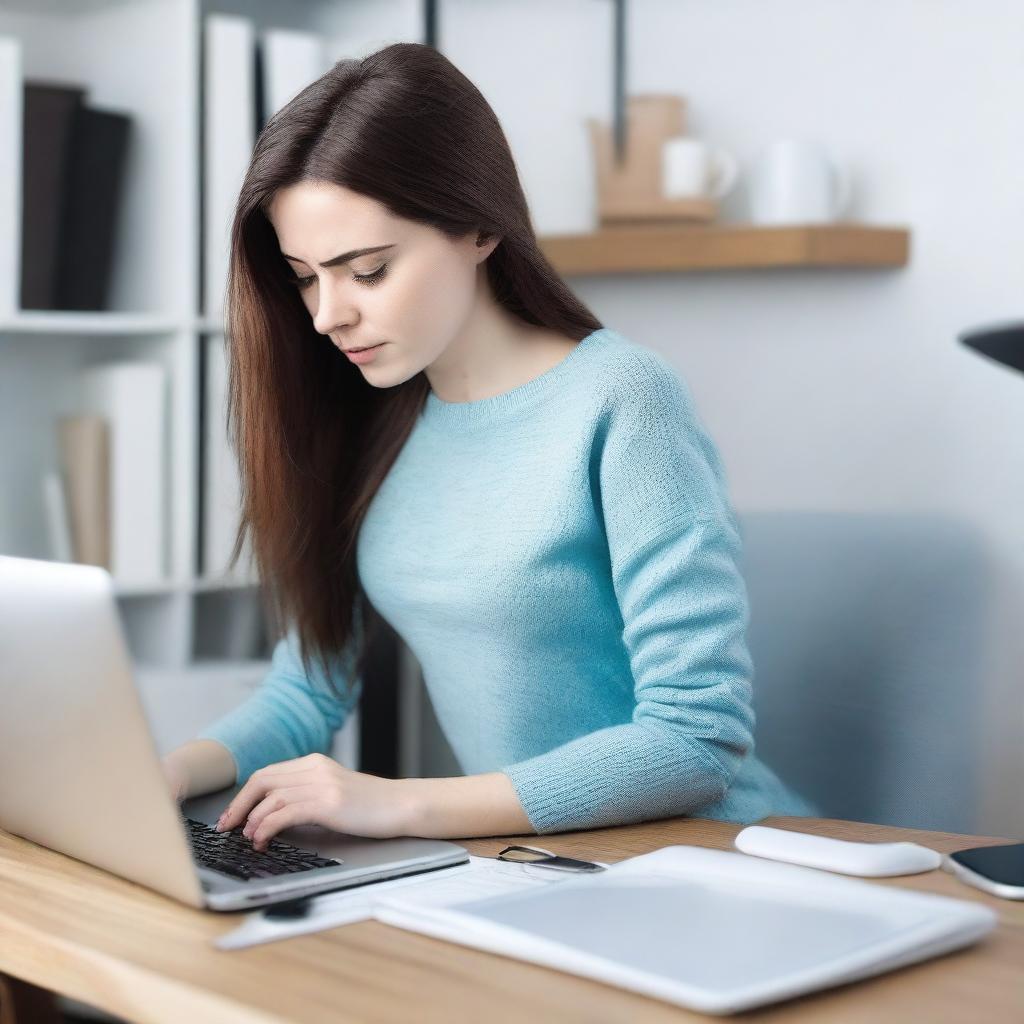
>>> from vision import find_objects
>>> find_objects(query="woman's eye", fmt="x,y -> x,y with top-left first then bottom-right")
291,264 -> 389,290
353,263 -> 389,286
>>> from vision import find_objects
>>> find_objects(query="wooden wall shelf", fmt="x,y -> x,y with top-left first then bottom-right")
538,222 -> 910,276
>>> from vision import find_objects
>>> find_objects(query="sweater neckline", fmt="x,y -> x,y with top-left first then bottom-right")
421,326 -> 612,429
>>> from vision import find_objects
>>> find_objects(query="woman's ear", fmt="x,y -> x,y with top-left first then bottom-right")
475,230 -> 501,259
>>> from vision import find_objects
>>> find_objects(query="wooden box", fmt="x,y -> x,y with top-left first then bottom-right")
587,94 -> 718,225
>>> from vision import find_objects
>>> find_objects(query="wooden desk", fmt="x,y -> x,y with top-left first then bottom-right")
0,816 -> 1020,1023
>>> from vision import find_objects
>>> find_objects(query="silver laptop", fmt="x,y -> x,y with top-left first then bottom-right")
0,555 -> 468,911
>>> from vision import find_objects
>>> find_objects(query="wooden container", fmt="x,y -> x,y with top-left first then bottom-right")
587,94 -> 718,225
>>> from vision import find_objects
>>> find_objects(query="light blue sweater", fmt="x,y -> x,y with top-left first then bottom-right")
198,326 -> 818,833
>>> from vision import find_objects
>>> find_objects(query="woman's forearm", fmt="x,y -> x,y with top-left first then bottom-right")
163,738 -> 237,799
402,771 -> 534,838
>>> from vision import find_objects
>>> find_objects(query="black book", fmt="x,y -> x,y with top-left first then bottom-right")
20,82 -> 84,310
55,104 -> 132,311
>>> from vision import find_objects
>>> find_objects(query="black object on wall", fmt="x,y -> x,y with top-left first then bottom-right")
612,0 -> 627,165
424,0 -> 439,49
958,320 -> 1024,374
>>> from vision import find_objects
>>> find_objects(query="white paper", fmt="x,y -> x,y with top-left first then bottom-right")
214,854 -> 582,950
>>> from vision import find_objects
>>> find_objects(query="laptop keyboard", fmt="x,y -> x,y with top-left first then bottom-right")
183,816 -> 341,882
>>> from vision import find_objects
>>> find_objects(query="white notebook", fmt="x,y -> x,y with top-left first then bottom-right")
373,845 -> 997,1016
203,13 -> 255,321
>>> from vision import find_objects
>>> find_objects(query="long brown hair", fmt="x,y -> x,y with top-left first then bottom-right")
223,42 -> 602,697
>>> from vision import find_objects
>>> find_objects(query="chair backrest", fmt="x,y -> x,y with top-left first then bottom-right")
737,511 -> 992,834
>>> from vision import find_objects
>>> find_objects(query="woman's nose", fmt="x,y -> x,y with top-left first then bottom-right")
312,280 -> 358,336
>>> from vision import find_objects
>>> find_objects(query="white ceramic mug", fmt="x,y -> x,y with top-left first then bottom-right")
661,137 -> 739,200
748,139 -> 851,223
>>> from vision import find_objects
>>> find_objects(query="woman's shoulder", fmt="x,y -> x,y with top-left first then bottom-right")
584,328 -> 696,420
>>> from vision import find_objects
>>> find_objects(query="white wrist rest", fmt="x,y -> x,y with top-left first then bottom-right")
734,825 -> 943,877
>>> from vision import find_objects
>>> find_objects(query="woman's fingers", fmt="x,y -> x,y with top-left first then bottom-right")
250,799 -> 323,850
242,784 -> 320,842
216,755 -> 321,831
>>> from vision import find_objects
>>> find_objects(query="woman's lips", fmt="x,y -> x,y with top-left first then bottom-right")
344,342 -> 385,364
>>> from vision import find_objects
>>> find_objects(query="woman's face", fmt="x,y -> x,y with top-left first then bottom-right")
266,180 -> 495,386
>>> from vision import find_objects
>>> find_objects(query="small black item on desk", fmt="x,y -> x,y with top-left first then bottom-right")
497,845 -> 606,873
263,896 -> 314,920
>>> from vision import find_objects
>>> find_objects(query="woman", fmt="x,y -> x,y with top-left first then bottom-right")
162,42 -> 816,850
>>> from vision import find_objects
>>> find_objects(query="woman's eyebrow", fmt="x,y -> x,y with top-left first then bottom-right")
281,243 -> 396,269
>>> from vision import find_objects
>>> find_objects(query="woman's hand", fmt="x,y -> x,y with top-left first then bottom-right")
214,753 -> 417,849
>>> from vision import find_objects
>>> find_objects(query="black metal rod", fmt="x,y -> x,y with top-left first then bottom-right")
613,0 -> 627,165
424,0 -> 439,49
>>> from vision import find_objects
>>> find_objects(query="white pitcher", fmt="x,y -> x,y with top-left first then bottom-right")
748,139 -> 851,224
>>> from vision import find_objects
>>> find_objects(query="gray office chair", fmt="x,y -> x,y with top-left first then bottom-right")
737,510 -> 992,834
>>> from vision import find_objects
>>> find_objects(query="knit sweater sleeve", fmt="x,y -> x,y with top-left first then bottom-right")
195,620 -> 363,786
499,352 -> 756,834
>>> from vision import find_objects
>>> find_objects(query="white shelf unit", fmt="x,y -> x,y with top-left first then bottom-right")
1,0 -> 422,655
0,2 -> 428,893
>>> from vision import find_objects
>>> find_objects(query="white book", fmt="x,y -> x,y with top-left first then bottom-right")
0,35 -> 21,318
203,14 -> 255,321
80,361 -> 167,585
261,28 -> 329,121
202,333 -> 249,579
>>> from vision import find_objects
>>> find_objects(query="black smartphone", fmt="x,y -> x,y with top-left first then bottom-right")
945,842 -> 1024,900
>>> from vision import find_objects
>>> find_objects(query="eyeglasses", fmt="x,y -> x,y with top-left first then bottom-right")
496,844 -> 606,873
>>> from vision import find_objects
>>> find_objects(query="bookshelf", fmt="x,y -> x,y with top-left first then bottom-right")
0,0 -> 422,631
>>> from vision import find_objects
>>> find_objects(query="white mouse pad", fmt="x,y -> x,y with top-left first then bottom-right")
374,845 -> 997,1015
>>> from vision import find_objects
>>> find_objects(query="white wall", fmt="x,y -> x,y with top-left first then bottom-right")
443,0 -> 1024,836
